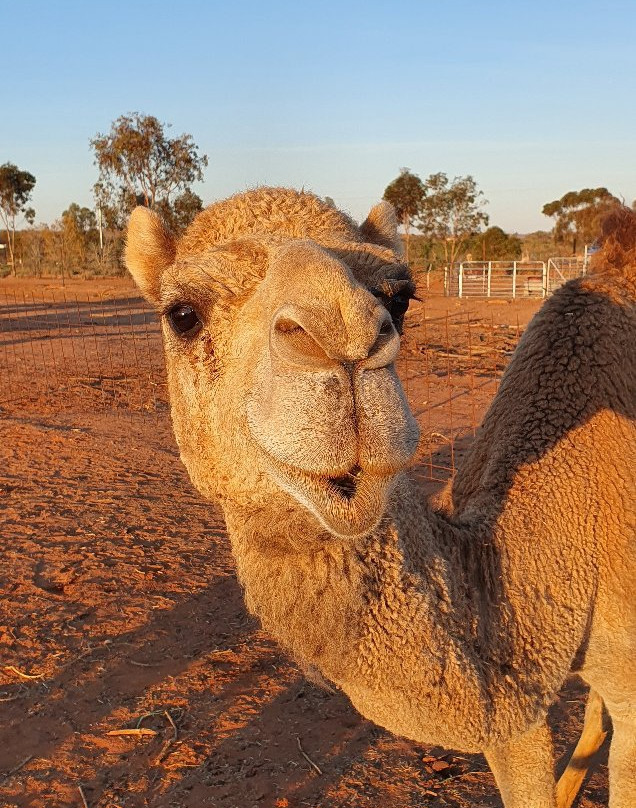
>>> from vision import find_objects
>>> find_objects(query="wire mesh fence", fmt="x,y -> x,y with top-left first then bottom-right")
400,305 -> 520,481
0,286 -> 167,414
0,283 -> 531,485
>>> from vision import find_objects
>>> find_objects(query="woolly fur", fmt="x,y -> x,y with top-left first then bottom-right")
126,191 -> 635,808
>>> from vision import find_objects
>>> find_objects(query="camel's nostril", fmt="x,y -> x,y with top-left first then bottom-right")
275,317 -> 305,335
271,304 -> 397,369
271,309 -> 332,367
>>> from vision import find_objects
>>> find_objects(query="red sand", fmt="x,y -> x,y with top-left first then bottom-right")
0,278 -> 607,807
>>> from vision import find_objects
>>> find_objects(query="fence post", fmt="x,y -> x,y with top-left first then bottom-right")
543,261 -> 549,297
487,261 -> 492,297
512,261 -> 517,298
458,264 -> 463,298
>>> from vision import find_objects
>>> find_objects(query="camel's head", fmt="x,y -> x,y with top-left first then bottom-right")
125,189 -> 419,539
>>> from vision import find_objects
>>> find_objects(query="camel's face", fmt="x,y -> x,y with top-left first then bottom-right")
126,195 -> 420,538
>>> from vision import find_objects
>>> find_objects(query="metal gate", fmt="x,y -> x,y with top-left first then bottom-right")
446,261 -> 546,298
446,257 -> 587,298
546,257 -> 587,294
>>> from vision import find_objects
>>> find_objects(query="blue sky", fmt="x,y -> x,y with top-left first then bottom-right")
3,0 -> 635,232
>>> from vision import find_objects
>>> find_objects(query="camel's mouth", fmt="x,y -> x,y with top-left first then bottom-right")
327,465 -> 363,501
266,457 -> 396,539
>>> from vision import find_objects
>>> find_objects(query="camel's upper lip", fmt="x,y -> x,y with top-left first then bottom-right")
282,461 -> 391,503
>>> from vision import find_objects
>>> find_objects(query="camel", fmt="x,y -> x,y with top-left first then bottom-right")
125,189 -> 635,808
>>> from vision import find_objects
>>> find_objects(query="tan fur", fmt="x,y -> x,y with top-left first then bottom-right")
126,190 -> 635,808
176,187 -> 361,259
359,200 -> 403,253
125,206 -> 176,305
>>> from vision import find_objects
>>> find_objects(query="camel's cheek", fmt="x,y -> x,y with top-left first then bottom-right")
164,324 -> 274,504
165,351 -> 222,497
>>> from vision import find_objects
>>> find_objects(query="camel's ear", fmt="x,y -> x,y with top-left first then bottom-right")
125,206 -> 176,306
359,201 -> 401,254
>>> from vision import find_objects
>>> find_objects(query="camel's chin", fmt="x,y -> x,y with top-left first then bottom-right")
269,462 -> 394,539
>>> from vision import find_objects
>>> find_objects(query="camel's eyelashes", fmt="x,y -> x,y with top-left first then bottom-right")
371,284 -> 415,333
373,290 -> 412,333
167,304 -> 203,337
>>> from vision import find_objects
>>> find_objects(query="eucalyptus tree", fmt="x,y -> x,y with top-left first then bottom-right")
383,168 -> 426,262
542,188 -> 619,254
91,113 -> 207,230
417,173 -> 489,267
0,163 -> 36,273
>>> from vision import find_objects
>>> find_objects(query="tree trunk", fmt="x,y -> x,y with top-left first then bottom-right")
403,212 -> 410,263
9,222 -> 16,276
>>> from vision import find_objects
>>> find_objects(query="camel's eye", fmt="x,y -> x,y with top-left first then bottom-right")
372,287 -> 414,334
168,304 -> 202,337
386,292 -> 411,324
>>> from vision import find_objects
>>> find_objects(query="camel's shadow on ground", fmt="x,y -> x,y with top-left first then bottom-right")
1,437 -> 610,808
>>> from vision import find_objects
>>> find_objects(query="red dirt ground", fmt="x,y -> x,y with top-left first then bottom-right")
0,278 -> 608,807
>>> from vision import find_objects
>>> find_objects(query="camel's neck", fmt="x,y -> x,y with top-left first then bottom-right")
221,473 -> 591,749
221,480 -> 520,746
222,503 -> 366,683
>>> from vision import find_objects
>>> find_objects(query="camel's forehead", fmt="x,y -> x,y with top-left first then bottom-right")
176,187 -> 361,259
162,236 -> 411,309
165,187 -> 410,301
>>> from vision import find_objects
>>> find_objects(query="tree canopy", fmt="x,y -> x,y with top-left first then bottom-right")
468,226 -> 522,261
417,173 -> 489,267
382,168 -> 426,260
91,113 -> 208,232
59,203 -> 99,273
0,162 -> 36,272
383,168 -> 426,228
62,202 -> 96,235
542,187 -> 619,255
154,189 -> 204,235
383,169 -> 489,265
